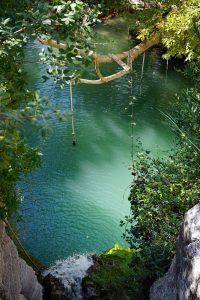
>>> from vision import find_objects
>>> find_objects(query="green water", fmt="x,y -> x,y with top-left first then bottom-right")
18,18 -> 190,265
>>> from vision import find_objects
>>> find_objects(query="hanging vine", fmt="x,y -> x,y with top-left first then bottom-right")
69,80 -> 76,145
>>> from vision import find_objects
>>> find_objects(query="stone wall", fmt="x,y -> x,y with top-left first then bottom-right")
150,203 -> 200,300
0,220 -> 43,300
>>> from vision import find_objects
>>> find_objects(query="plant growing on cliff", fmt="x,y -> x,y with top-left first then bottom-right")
82,244 -> 143,300
121,87 -> 200,294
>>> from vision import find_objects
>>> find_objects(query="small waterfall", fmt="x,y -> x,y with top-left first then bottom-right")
43,254 -> 94,300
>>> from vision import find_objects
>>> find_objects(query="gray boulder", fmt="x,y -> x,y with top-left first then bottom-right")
150,203 -> 200,300
0,220 -> 43,300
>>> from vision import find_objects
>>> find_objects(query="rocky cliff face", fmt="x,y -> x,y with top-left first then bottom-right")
150,203 -> 200,300
0,220 -> 43,300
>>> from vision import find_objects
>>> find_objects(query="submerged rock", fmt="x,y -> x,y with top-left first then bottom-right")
0,220 -> 43,300
150,203 -> 200,300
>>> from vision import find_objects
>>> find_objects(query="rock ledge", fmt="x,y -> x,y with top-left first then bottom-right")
0,220 -> 43,300
150,203 -> 200,300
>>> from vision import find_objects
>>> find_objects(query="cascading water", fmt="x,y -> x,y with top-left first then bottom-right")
43,254 -> 94,300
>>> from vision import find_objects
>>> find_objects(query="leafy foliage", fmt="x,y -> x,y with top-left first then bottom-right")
84,0 -> 131,15
0,11 -> 42,217
121,88 -> 200,294
0,0 -> 99,218
82,244 -> 142,300
37,0 -> 100,83
161,1 -> 200,61
133,0 -> 200,61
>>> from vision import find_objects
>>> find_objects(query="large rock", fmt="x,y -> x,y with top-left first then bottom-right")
150,203 -> 200,300
0,220 -> 43,300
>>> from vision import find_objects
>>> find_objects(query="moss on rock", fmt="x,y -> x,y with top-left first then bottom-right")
82,244 -> 140,300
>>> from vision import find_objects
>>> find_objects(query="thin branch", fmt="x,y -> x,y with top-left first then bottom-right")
14,27 -> 26,34
79,69 -> 130,84
94,55 -> 106,82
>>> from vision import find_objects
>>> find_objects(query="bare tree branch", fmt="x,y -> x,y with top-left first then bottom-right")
39,33 -> 160,84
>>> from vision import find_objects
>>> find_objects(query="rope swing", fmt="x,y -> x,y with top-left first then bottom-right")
141,52 -> 146,80
165,59 -> 169,83
140,52 -> 146,95
69,80 -> 76,145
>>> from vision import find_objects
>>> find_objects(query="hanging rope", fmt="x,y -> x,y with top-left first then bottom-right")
4,219 -> 41,273
128,27 -> 134,164
139,52 -> 146,95
165,59 -> 169,83
123,25 -> 135,240
39,33 -> 160,85
70,80 -> 76,145
130,63 -> 134,164
141,52 -> 146,80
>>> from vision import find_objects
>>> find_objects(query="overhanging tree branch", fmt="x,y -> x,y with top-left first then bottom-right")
39,33 -> 160,84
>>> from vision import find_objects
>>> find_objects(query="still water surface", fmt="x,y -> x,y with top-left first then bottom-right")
18,18 -> 189,265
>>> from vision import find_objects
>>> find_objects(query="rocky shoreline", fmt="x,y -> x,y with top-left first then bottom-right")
1,203 -> 200,299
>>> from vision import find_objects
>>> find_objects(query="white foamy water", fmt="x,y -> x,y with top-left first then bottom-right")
43,254 -> 94,300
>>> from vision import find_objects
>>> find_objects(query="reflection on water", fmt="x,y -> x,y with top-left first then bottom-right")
18,18 -> 190,265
